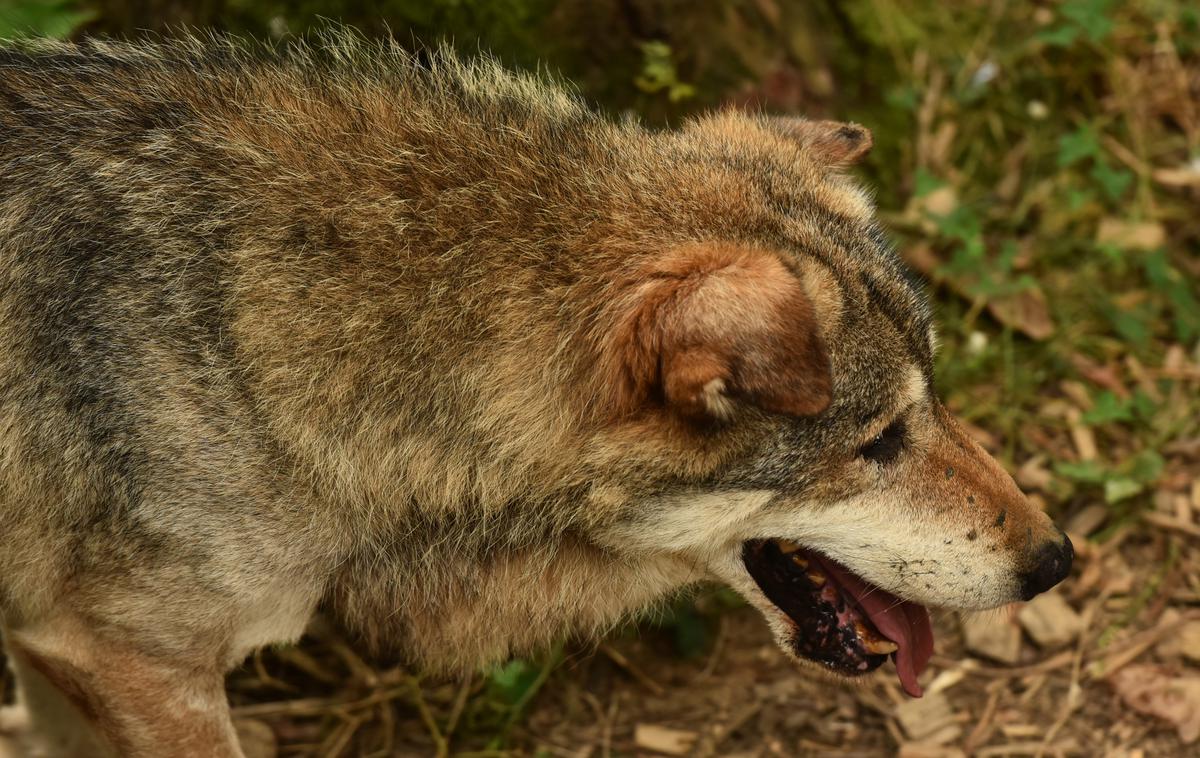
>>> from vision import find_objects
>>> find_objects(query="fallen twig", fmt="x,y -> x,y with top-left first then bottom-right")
405,676 -> 448,757
600,643 -> 666,696
1089,609 -> 1200,679
231,686 -> 409,719
1142,512 -> 1200,540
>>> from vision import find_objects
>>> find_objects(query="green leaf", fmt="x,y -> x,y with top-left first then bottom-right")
669,604 -> 712,659
934,203 -> 982,240
1143,250 -> 1200,342
1142,247 -> 1172,289
1095,241 -> 1125,264
914,167 -> 944,198
1056,449 -> 1162,503
886,84 -> 920,111
487,659 -> 540,705
0,0 -> 93,39
1055,460 -> 1108,483
1062,0 -> 1116,42
1104,477 -> 1143,503
1183,7 -> 1200,53
1103,302 -> 1154,347
1091,159 -> 1133,201
1057,126 -> 1101,168
1126,449 -> 1164,484
1066,186 -> 1096,212
995,240 -> 1019,276
1081,391 -> 1133,425
635,41 -> 695,102
1036,25 -> 1080,47
1131,390 -> 1159,420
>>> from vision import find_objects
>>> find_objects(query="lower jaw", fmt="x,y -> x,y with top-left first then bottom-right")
786,626 -> 889,677
741,540 -> 897,678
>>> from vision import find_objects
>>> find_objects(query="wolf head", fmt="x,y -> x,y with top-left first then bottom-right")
584,114 -> 1071,696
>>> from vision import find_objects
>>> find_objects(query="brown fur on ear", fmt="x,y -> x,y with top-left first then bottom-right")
769,118 -> 874,167
603,242 -> 832,422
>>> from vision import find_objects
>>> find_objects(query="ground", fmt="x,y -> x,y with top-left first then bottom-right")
207,473 -> 1199,758
1,0 -> 1199,755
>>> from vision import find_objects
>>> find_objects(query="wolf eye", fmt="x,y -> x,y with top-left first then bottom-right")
859,419 -> 906,465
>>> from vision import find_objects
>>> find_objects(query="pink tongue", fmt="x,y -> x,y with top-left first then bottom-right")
817,557 -> 934,697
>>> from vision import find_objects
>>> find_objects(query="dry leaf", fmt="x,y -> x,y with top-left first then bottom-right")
634,724 -> 698,755
903,241 -> 940,276
1065,503 -> 1108,537
1180,622 -> 1200,665
985,286 -> 1054,340
1110,665 -> 1200,743
961,611 -> 1022,665
918,186 -> 959,218
1153,166 -> 1200,187
961,419 -> 1000,451
1017,591 -> 1085,648
895,691 -> 957,741
899,744 -> 967,758
1066,407 -> 1098,462
1096,219 -> 1166,250
1071,354 -> 1130,398
1016,455 -> 1054,492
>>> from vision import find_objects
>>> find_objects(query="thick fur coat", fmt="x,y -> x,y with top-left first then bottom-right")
0,33 -> 1071,757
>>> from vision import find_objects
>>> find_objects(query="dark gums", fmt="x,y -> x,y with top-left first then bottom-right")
741,540 -> 887,677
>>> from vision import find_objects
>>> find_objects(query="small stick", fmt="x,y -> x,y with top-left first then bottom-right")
318,713 -> 365,758
599,643 -> 665,696
580,691 -> 607,758
406,676 -> 448,758
963,684 -> 1003,752
252,649 -> 298,693
947,650 -> 1074,679
1090,609 -> 1200,679
361,699 -> 396,758
443,674 -> 474,740
1037,594 -> 1099,756
1142,511 -> 1200,540
696,614 -> 727,681
275,646 -> 341,686
232,685 -> 409,719
976,740 -> 1076,757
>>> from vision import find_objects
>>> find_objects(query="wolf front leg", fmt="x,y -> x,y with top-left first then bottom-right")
3,616 -> 243,758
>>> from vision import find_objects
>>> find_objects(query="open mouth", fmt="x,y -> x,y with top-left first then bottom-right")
742,539 -> 934,697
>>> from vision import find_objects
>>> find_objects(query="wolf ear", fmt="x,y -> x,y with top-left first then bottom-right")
768,118 -> 873,168
602,243 -> 832,422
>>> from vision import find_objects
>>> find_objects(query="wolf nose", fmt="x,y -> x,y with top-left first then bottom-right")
1019,531 -> 1073,600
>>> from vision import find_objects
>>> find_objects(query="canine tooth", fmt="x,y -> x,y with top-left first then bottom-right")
776,539 -> 802,554
854,621 -> 899,654
805,569 -> 826,587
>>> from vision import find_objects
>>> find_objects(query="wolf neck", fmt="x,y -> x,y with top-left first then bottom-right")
327,535 -> 700,670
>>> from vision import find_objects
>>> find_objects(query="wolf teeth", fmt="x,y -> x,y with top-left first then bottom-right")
776,539 -> 802,554
854,621 -> 899,654
790,554 -> 809,570
864,638 -> 898,655
805,568 -> 826,587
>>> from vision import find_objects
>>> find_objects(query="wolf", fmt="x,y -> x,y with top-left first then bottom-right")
0,32 -> 1073,756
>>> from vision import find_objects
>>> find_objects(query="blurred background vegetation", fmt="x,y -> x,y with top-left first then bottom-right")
1,0 -> 1198,754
